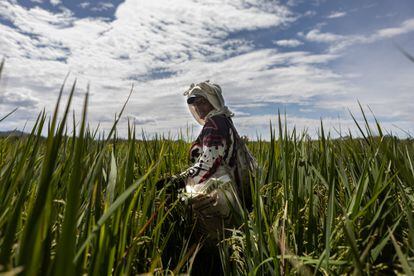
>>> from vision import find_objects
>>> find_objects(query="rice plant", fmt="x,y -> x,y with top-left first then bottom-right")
0,68 -> 413,275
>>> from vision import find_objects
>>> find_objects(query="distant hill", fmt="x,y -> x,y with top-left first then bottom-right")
0,130 -> 30,138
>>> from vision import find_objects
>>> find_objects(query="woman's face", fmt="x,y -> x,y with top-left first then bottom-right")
193,97 -> 214,119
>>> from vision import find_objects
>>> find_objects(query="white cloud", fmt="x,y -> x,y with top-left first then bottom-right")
327,11 -> 346,19
304,18 -> 414,52
274,39 -> 303,47
287,0 -> 303,7
50,0 -> 61,6
305,29 -> 345,43
374,18 -> 414,39
126,114 -> 157,125
0,0 -> 297,136
0,1 -> 413,139
303,10 -> 317,17
78,2 -> 90,9
0,89 -> 38,109
91,2 -> 114,12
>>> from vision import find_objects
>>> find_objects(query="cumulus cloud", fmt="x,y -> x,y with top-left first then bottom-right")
133,118 -> 157,125
303,10 -> 317,17
78,2 -> 90,9
50,0 -> 61,6
0,89 -> 38,109
286,0 -> 302,7
0,0 -> 413,138
91,2 -> 114,12
304,18 -> 414,52
0,0 -> 297,135
273,39 -> 303,47
305,29 -> 345,43
327,11 -> 346,19
375,18 -> 414,39
299,37 -> 414,139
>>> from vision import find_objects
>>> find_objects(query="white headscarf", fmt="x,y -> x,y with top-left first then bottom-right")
183,80 -> 234,125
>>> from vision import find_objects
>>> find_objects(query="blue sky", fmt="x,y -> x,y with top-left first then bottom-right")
0,0 -> 413,139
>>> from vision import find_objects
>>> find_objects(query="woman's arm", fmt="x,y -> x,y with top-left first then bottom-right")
184,118 -> 227,186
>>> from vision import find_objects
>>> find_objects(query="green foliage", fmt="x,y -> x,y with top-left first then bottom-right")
0,81 -> 413,275
232,112 -> 414,275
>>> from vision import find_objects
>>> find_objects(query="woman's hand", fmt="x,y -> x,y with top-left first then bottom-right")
190,191 -> 231,220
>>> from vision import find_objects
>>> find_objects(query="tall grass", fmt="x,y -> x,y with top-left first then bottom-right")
0,70 -> 413,274
221,113 -> 414,275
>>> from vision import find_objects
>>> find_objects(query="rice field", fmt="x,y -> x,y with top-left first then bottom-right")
0,69 -> 414,275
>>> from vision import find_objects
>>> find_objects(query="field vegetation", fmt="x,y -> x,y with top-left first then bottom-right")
0,60 -> 414,275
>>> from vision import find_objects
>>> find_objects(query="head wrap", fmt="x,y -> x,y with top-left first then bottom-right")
183,80 -> 234,125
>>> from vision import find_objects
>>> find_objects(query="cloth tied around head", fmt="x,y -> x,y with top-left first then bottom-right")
183,80 -> 234,120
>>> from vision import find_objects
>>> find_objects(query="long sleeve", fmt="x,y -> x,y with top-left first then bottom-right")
184,115 -> 236,186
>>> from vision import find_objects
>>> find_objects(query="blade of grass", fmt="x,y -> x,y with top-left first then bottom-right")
54,91 -> 89,276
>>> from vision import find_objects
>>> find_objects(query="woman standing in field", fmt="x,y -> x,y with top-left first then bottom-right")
157,81 -> 256,274
181,81 -> 246,275
177,81 -> 256,274
182,81 -> 245,236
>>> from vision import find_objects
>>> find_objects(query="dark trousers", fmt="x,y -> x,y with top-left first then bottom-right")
157,177 -> 224,275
